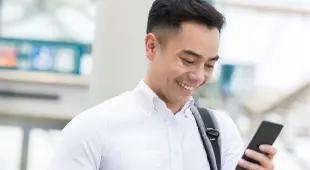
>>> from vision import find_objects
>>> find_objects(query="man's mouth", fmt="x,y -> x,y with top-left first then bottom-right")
176,80 -> 194,91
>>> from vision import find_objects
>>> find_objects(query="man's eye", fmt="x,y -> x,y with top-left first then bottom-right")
205,65 -> 214,69
182,58 -> 194,64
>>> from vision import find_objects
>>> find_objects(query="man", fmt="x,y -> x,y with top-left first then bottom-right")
49,0 -> 277,169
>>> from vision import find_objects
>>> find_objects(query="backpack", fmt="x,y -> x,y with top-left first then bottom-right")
191,106 -> 221,170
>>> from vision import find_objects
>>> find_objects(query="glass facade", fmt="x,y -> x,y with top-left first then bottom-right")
0,0 -> 97,43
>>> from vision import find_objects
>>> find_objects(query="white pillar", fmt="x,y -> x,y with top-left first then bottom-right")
88,0 -> 153,106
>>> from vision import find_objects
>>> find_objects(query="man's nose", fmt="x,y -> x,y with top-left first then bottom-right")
188,68 -> 205,82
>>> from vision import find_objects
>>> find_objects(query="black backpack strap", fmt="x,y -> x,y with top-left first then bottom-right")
191,106 -> 218,170
197,107 -> 221,170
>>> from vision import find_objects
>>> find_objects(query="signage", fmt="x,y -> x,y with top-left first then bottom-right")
0,38 -> 91,75
0,45 -> 18,68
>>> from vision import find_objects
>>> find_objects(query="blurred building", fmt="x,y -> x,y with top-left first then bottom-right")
0,0 -> 309,170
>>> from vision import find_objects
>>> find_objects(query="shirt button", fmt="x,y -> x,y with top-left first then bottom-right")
173,151 -> 179,156
165,119 -> 172,125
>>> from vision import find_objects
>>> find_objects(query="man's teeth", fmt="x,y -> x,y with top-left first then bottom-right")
177,81 -> 194,91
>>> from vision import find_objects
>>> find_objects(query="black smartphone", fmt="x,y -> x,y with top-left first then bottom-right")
236,120 -> 283,170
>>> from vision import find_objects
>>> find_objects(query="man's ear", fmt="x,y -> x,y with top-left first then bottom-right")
145,33 -> 159,61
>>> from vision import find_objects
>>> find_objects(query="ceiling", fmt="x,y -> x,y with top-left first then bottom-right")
0,0 -> 97,43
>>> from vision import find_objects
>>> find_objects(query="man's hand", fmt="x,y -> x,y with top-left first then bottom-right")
237,145 -> 277,170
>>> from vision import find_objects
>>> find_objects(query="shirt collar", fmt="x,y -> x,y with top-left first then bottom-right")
134,80 -> 195,115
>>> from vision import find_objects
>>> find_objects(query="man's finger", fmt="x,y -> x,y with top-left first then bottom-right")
245,149 -> 273,169
259,145 -> 277,160
238,158 -> 263,170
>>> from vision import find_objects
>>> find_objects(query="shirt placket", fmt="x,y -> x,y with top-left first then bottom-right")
165,115 -> 183,170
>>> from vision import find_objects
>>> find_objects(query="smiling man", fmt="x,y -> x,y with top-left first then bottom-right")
49,0 -> 277,170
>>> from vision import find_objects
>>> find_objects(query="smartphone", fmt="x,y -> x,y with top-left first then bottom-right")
236,120 -> 283,170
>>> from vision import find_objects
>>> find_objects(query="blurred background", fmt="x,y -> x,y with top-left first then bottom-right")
0,0 -> 309,170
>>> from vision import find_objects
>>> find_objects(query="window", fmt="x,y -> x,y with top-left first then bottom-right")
27,128 -> 61,170
0,126 -> 23,170
0,0 -> 97,43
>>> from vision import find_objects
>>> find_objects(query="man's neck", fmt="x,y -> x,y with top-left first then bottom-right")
143,78 -> 185,114
166,103 -> 184,114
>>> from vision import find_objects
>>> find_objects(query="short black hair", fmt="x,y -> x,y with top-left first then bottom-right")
146,0 -> 225,45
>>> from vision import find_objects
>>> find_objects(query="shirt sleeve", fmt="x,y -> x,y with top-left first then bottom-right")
214,111 -> 244,170
47,110 -> 107,170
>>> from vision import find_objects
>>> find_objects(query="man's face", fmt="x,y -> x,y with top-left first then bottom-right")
145,21 -> 220,106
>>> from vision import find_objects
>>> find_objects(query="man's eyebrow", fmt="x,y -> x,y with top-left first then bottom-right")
182,49 -> 219,61
182,49 -> 202,58
209,55 -> 219,61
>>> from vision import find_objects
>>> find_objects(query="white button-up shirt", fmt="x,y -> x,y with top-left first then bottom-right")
49,80 -> 243,170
